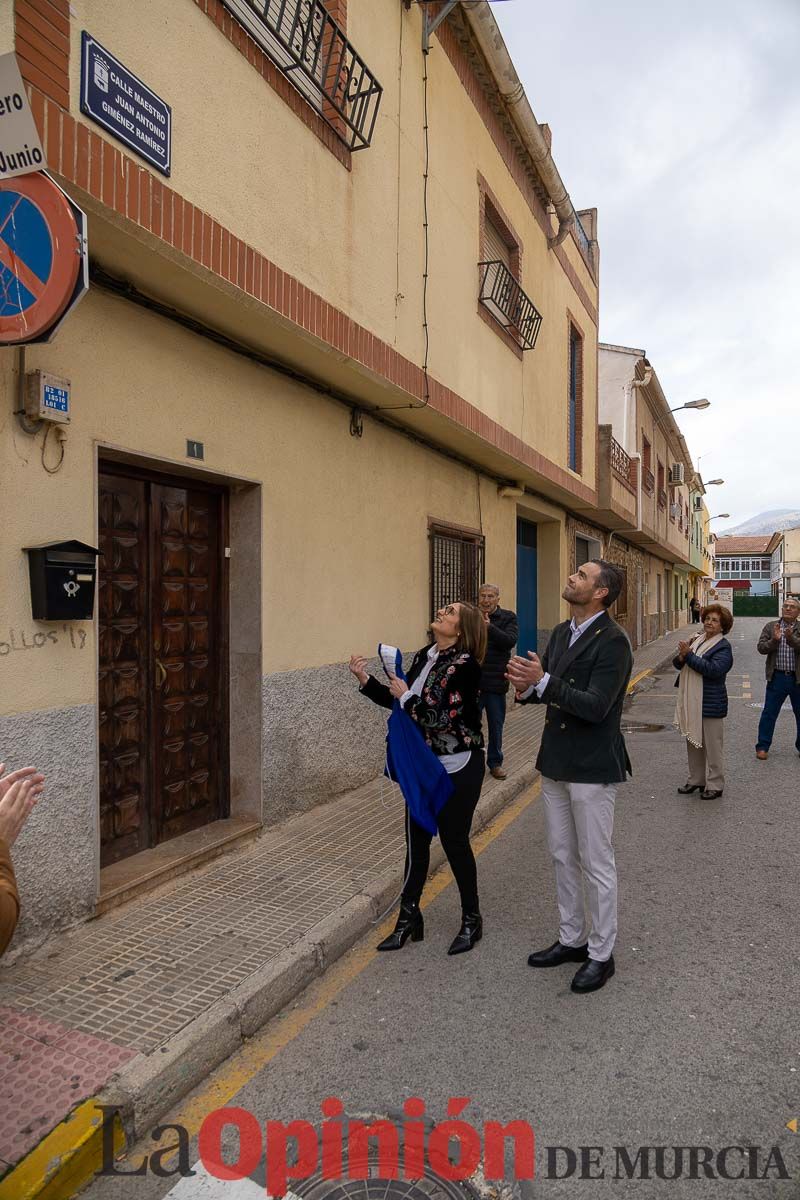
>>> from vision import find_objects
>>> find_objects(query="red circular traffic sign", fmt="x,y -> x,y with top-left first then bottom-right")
0,172 -> 81,344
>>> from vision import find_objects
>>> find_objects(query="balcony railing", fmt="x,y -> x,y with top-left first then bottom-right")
610,437 -> 636,494
478,261 -> 543,350
659,489 -> 668,510
572,212 -> 591,259
221,0 -> 383,150
644,469 -> 655,494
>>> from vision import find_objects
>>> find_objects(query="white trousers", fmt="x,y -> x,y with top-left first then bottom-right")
541,776 -> 618,962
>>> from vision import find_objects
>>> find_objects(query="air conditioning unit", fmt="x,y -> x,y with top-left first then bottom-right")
669,463 -> 685,485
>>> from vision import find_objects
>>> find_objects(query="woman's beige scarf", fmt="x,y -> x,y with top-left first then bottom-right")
675,632 -> 724,749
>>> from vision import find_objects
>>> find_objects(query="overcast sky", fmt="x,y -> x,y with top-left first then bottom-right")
493,0 -> 800,528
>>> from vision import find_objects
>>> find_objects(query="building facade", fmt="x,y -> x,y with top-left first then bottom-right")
688,481 -> 714,606
767,528 -> 800,601
2,0 -> 611,951
593,344 -> 695,645
713,537 -> 773,597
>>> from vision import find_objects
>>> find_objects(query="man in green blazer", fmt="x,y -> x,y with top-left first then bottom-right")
507,559 -> 633,994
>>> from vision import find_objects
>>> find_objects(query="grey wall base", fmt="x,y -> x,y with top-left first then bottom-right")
0,705 -> 97,963
262,658 -> 389,823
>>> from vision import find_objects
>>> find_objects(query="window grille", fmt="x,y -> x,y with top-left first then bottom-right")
478,261 -> 542,350
429,524 -> 485,620
221,0 -> 383,150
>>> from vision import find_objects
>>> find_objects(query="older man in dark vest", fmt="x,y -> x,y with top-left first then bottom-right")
507,560 -> 632,994
478,584 -> 518,780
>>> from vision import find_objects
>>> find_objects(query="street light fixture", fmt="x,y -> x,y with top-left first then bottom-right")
705,478 -> 725,486
670,399 -> 711,412
708,513 -> 730,520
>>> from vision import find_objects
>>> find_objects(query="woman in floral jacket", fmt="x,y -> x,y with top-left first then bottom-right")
350,601 -> 487,956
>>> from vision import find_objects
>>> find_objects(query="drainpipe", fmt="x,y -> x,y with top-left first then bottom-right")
623,367 -> 651,453
631,452 -> 643,533
464,3 -> 576,248
627,363 -> 652,524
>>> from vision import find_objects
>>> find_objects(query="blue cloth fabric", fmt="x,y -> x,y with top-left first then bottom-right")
479,691 -> 506,768
756,672 -> 800,751
380,644 -> 453,836
673,638 -> 733,718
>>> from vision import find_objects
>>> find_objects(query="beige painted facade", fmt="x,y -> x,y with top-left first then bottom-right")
2,0 -> 603,952
595,344 -> 701,641
65,0 -> 597,480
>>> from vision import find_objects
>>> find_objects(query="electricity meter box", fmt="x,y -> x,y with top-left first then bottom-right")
24,540 -> 100,621
25,371 -> 71,424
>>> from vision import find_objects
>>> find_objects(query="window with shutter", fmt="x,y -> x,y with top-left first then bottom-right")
484,214 -> 512,270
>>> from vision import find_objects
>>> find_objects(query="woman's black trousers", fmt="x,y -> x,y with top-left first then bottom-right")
401,748 -> 485,912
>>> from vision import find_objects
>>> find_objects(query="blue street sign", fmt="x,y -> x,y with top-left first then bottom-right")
80,33 -> 171,176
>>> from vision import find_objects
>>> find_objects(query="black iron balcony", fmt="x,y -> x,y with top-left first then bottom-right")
573,212 -> 591,258
643,469 -> 655,495
478,261 -> 543,350
610,437 -> 636,493
221,0 -> 383,151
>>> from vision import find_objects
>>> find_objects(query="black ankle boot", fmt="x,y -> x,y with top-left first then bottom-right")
377,901 -> 424,951
447,910 -> 482,956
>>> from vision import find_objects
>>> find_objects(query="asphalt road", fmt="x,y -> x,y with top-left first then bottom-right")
83,618 -> 800,1199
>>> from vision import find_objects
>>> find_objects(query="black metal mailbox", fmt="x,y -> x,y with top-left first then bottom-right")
24,540 -> 101,621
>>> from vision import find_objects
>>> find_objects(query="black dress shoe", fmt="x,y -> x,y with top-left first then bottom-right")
677,783 -> 703,794
377,901 -> 423,951
447,911 -> 482,955
527,940 -> 589,968
701,788 -> 723,799
571,955 -> 615,993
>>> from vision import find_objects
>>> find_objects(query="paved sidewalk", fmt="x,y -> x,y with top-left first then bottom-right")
0,623 -> 691,1193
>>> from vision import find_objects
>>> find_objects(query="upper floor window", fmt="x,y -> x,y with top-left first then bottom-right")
642,435 -> 654,493
477,186 -> 542,353
568,323 -> 583,473
221,0 -> 382,150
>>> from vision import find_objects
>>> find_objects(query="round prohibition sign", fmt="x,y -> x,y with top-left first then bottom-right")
0,172 -> 81,343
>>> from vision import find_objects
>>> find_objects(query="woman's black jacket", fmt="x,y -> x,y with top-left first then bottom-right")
360,644 -> 484,756
673,638 -> 733,718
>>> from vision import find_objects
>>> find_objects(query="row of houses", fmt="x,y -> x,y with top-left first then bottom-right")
1,0 -> 718,952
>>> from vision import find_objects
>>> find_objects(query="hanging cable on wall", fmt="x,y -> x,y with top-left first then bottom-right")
40,423 -> 67,474
379,7 -> 431,413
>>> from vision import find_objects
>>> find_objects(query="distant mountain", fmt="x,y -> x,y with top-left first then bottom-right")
720,509 -> 800,536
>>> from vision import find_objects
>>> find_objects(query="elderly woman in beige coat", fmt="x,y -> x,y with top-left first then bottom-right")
673,604 -> 734,799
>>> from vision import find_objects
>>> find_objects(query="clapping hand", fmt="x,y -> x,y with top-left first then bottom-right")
348,655 -> 369,685
0,764 -> 44,805
773,622 -> 783,642
0,768 -> 42,849
506,651 -> 544,697
387,674 -> 407,700
677,639 -> 692,660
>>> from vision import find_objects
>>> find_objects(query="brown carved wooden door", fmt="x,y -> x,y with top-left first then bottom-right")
98,474 -> 151,863
98,468 -> 227,866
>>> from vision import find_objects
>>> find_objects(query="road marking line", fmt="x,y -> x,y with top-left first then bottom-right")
627,668 -> 652,692
149,781 -> 542,1146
